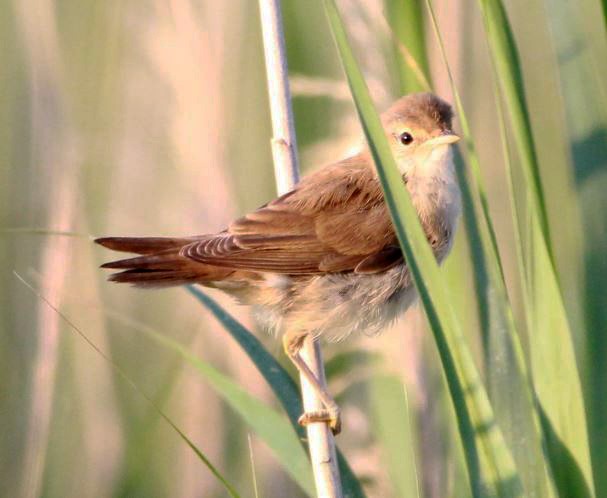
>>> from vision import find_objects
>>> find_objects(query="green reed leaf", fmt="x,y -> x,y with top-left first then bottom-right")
322,1 -> 522,496
425,2 -> 552,495
385,0 -> 431,94
476,0 -> 552,255
477,1 -> 597,495
543,0 -> 607,492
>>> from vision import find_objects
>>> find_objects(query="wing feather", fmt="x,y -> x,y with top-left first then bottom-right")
181,154 -> 404,274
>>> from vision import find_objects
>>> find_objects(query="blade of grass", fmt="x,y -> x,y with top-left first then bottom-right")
543,0 -> 607,492
478,1 -> 596,495
528,218 -> 594,498
425,2 -> 552,496
385,0 -> 431,93
247,434 -> 260,498
322,1 -> 522,496
424,1 -> 503,281
14,272 -> 241,498
476,0 -> 552,257
492,38 -> 594,498
186,286 -> 303,429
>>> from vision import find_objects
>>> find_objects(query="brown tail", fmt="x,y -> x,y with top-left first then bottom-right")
95,236 -> 231,288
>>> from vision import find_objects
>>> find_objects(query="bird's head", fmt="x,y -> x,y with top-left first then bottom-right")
381,93 -> 459,177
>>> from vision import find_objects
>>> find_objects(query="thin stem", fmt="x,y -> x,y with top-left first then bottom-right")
257,1 -> 343,497
258,0 -> 300,192
247,434 -> 260,498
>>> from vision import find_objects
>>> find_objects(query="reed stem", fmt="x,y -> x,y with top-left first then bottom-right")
258,1 -> 343,496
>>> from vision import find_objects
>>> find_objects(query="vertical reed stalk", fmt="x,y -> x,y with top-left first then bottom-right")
257,1 -> 343,496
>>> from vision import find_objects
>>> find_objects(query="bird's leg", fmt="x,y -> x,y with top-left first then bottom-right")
282,330 -> 341,435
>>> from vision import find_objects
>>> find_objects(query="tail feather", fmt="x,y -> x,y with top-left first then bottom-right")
95,236 -> 192,254
100,251 -> 188,270
107,269 -> 202,288
95,235 -> 233,287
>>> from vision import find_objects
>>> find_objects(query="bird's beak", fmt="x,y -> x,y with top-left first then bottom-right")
425,132 -> 460,148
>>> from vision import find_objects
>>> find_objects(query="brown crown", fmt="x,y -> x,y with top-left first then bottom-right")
382,92 -> 454,133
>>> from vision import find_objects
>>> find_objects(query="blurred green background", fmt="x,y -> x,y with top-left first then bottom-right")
1,0 -> 606,497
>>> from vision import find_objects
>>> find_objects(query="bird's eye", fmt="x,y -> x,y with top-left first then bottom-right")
399,132 -> 414,145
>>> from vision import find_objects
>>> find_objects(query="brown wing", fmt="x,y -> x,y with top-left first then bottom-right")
181,154 -> 404,274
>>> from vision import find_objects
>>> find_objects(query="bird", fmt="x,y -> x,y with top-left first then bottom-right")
96,92 -> 461,434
